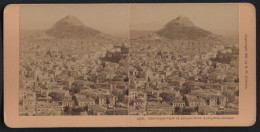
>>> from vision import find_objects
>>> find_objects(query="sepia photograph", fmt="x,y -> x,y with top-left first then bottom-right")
3,3 -> 256,127
19,5 -> 130,116
128,4 -> 239,115
18,4 -> 239,116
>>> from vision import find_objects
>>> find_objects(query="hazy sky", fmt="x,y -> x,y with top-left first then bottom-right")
20,4 -> 239,36
130,4 -> 239,36
20,4 -> 130,35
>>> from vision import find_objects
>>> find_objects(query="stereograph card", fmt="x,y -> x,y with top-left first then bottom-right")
3,3 -> 256,127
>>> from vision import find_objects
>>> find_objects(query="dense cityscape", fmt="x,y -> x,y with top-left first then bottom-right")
19,16 -> 239,116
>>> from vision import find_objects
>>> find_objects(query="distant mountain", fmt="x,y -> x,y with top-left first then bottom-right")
20,29 -> 43,39
20,15 -> 128,50
130,30 -> 154,39
130,22 -> 163,31
45,15 -> 101,39
130,16 -> 238,47
156,16 -> 212,40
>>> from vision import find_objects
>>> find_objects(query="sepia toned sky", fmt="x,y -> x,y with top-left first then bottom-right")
20,4 -> 239,36
20,4 -> 130,35
130,4 -> 239,36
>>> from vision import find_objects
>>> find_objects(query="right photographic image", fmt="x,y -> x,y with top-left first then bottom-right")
128,4 -> 239,115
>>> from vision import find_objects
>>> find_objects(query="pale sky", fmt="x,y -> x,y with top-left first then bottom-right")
20,4 -> 130,35
130,4 -> 239,36
20,4 -> 239,36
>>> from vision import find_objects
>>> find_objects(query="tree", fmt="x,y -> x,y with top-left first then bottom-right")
64,106 -> 72,115
129,100 -> 134,105
101,62 -> 106,68
198,110 -> 205,115
136,105 -> 142,110
71,107 -> 84,115
88,109 -> 94,115
112,89 -> 123,96
48,92 -> 63,101
124,77 -> 129,82
174,106 -> 181,114
181,86 -> 191,94
223,90 -> 235,103
69,86 -> 80,93
117,95 -> 125,102
236,90 -> 239,96
84,105 -> 89,111
125,89 -> 129,95
159,92 -> 175,102
181,107 -> 194,115
94,98 -> 99,104
194,106 -> 199,112
106,97 -> 110,106
19,100 -> 23,105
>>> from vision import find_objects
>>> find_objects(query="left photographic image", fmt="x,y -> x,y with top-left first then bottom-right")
19,4 -> 130,116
